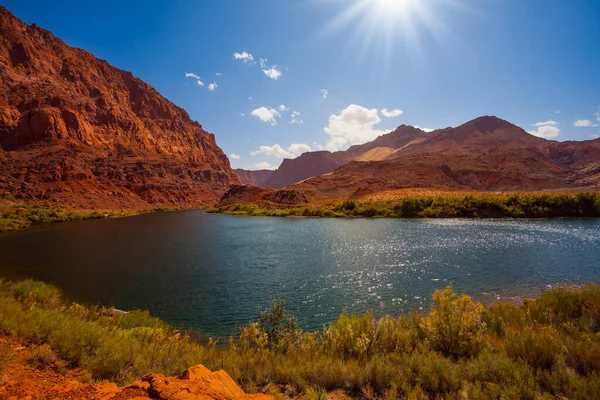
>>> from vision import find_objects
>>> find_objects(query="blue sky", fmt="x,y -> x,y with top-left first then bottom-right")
4,0 -> 600,169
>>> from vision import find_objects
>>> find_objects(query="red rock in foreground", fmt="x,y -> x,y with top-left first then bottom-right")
0,6 -> 239,208
142,367 -> 272,400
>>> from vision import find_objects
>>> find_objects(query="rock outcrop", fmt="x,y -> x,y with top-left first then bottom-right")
0,6 -> 239,208
142,366 -> 272,400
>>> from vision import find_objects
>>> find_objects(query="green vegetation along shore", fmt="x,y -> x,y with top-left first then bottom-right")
1,279 -> 599,399
208,191 -> 600,219
0,204 -> 190,233
0,204 -> 139,233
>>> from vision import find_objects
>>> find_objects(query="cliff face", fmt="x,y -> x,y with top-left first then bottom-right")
235,169 -> 273,186
0,6 -> 239,208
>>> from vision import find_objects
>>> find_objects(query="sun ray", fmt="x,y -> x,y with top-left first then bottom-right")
315,0 -> 468,70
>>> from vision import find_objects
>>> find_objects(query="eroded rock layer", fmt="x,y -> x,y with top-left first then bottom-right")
0,6 -> 239,208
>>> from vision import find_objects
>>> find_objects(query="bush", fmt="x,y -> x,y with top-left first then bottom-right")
424,287 -> 486,358
12,280 -> 62,308
505,325 -> 561,370
257,299 -> 301,352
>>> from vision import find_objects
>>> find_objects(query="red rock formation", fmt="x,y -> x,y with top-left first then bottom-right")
284,117 -> 599,201
143,366 -> 273,400
234,169 -> 274,186
0,6 -> 239,208
262,125 -> 426,189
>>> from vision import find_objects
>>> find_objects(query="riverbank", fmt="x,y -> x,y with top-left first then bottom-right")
208,191 -> 600,219
0,279 -> 599,399
0,204 -> 188,233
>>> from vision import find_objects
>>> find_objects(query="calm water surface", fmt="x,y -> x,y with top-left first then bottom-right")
0,211 -> 598,337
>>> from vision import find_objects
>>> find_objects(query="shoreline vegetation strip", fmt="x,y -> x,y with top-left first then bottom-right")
0,204 -> 191,233
0,279 -> 599,398
208,191 -> 600,219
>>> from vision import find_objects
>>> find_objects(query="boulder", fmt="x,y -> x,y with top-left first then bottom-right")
143,365 -> 274,400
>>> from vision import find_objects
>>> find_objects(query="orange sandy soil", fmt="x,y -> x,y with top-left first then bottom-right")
0,336 -> 148,399
0,335 -> 281,400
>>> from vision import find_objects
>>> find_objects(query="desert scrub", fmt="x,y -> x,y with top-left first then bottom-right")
0,279 -> 205,384
212,191 -> 600,219
2,279 -> 600,399
210,284 -> 600,399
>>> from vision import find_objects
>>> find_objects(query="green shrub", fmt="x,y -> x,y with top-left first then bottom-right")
424,287 -> 486,358
505,325 -> 561,370
12,280 -> 62,308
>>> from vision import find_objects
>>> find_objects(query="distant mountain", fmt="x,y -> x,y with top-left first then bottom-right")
222,116 -> 600,204
0,6 -> 239,208
263,125 -> 425,188
235,169 -> 273,186
287,116 -> 600,199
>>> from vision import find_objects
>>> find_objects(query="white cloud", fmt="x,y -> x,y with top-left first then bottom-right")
185,72 -> 204,87
236,113 -> 245,117
288,143 -> 311,156
415,126 -> 435,133
208,82 -> 218,91
291,111 -> 304,124
278,104 -> 288,112
251,143 -> 312,158
254,162 -> 276,170
591,134 -> 599,139
321,89 -> 328,100
575,119 -> 592,127
595,109 -> 600,122
555,110 -> 561,114
215,72 -> 222,76
259,58 -> 268,69
263,67 -> 282,80
251,144 -> 291,158
248,96 -> 253,100
528,121 -> 560,139
533,120 -> 557,127
324,104 -> 388,151
251,107 -> 281,126
233,51 -> 254,64
230,153 -> 241,160
381,108 -> 404,118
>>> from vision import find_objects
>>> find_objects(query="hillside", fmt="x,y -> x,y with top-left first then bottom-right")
222,116 -> 600,205
263,125 -> 424,188
0,6 -> 239,209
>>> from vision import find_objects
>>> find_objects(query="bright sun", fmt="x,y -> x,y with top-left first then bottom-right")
373,0 -> 416,14
320,0 -> 462,65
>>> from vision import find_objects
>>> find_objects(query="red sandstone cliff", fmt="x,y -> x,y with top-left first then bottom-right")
0,6 -> 239,208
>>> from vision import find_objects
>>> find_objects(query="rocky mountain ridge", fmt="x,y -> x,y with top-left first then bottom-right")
224,116 -> 600,205
0,6 -> 239,208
